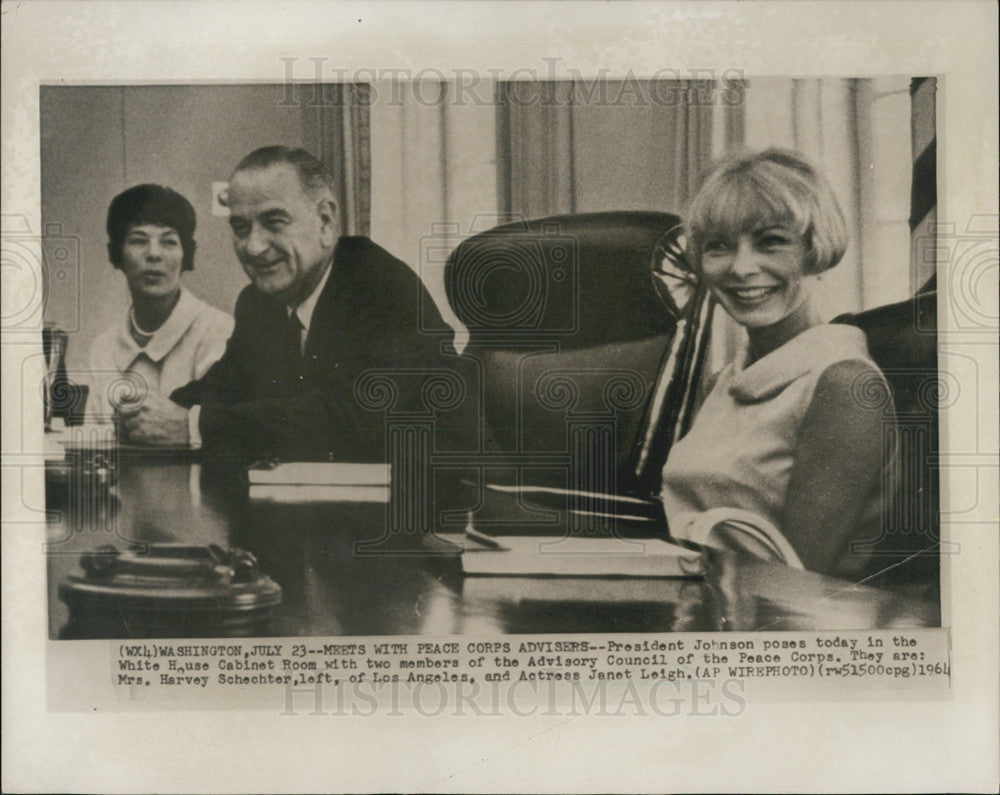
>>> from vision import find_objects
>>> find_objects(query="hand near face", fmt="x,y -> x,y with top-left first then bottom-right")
116,393 -> 190,446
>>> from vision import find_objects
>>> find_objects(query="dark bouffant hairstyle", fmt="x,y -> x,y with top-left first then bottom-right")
106,184 -> 197,271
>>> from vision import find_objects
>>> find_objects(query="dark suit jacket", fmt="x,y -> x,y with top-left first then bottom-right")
171,236 -> 458,462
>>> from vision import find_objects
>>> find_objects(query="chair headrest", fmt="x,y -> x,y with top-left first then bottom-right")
833,290 -> 937,373
445,211 -> 687,349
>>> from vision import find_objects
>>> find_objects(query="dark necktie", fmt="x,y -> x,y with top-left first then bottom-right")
285,310 -> 303,359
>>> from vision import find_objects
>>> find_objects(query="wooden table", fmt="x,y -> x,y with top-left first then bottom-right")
46,454 -> 940,639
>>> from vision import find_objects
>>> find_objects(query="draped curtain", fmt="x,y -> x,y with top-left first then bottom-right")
705,76 -> 915,371
369,80 -> 498,344
367,77 -> 922,366
298,82 -> 372,237
909,77 -> 937,292
493,77 -> 915,373
495,80 -> 714,220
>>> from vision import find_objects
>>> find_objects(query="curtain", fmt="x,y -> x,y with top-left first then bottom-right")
369,80 -> 498,346
496,79 -> 715,220
366,77 -> 919,368
704,76 -> 916,373
298,83 -> 372,237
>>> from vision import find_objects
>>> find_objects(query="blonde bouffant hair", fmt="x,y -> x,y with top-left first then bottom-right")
685,148 -> 849,275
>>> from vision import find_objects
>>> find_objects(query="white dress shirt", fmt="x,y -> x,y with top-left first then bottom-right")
288,261 -> 333,355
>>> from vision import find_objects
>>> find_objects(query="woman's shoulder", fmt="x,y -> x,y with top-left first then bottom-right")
729,324 -> 876,404
815,356 -> 886,396
796,324 -> 886,394
182,289 -> 234,333
813,357 -> 893,419
806,323 -> 889,402
800,323 -> 873,362
88,314 -> 127,368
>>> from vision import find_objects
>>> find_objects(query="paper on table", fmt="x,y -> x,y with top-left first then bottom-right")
462,575 -> 703,605
248,484 -> 390,504
435,533 -> 703,578
247,461 -> 390,486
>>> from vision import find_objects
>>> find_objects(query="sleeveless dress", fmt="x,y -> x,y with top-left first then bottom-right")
661,323 -> 892,578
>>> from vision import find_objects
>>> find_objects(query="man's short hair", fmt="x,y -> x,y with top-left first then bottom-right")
685,147 -> 849,275
106,184 -> 197,271
232,146 -> 336,202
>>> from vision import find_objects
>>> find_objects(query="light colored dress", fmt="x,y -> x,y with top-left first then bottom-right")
87,288 -> 233,421
661,323 -> 891,576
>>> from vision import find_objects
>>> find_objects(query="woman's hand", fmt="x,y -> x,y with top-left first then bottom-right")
117,393 -> 191,446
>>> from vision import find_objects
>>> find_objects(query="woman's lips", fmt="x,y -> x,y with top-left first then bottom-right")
722,284 -> 781,304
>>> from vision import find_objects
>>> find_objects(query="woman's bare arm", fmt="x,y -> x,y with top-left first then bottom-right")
780,359 -> 893,576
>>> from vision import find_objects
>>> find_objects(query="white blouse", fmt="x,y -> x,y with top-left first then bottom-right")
86,288 -> 233,421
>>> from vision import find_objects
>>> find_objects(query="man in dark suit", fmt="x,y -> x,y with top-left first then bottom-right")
124,146 -> 457,462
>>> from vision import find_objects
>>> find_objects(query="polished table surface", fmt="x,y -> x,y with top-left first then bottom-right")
46,453 -> 941,639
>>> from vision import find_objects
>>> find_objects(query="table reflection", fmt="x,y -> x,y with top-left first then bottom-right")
47,457 -> 940,639
702,547 -> 941,631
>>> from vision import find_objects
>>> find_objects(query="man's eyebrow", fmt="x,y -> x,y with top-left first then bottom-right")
259,208 -> 291,220
228,208 -> 290,227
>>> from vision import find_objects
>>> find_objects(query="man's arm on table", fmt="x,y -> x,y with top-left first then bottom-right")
171,254 -> 462,462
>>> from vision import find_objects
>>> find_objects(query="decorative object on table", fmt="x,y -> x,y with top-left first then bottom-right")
44,452 -> 117,514
58,543 -> 282,638
42,322 -> 89,428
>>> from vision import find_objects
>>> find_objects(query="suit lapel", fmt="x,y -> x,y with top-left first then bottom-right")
305,246 -> 353,361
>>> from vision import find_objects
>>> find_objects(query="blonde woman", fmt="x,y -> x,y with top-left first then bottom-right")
662,149 -> 894,578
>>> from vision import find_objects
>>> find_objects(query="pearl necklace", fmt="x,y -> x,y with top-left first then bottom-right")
129,306 -> 157,338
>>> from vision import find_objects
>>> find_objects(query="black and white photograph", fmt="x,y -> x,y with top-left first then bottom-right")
3,2 -> 997,793
38,75 -> 944,640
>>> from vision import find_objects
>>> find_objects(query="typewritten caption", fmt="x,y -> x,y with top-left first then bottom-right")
103,629 -> 951,712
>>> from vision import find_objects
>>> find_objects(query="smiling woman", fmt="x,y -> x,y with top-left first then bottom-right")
661,149 -> 895,579
86,185 -> 234,430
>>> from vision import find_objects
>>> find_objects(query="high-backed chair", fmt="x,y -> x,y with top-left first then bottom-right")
443,212 -> 711,527
834,280 -> 941,589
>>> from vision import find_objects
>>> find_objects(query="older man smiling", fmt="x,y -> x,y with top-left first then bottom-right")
129,145 -> 456,462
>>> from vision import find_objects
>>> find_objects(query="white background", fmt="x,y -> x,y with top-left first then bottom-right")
3,2 -> 998,792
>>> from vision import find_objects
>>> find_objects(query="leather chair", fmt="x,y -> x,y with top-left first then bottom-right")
443,213 -> 939,590
834,279 -> 941,590
443,212 -> 711,531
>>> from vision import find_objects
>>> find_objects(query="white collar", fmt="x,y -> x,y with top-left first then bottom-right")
114,288 -> 200,370
727,324 -> 871,402
288,260 -> 332,334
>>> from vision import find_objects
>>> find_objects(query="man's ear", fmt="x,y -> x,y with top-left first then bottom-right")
317,197 -> 339,247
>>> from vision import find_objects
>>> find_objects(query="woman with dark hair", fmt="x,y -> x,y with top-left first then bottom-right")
87,184 -> 233,436
661,149 -> 895,579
